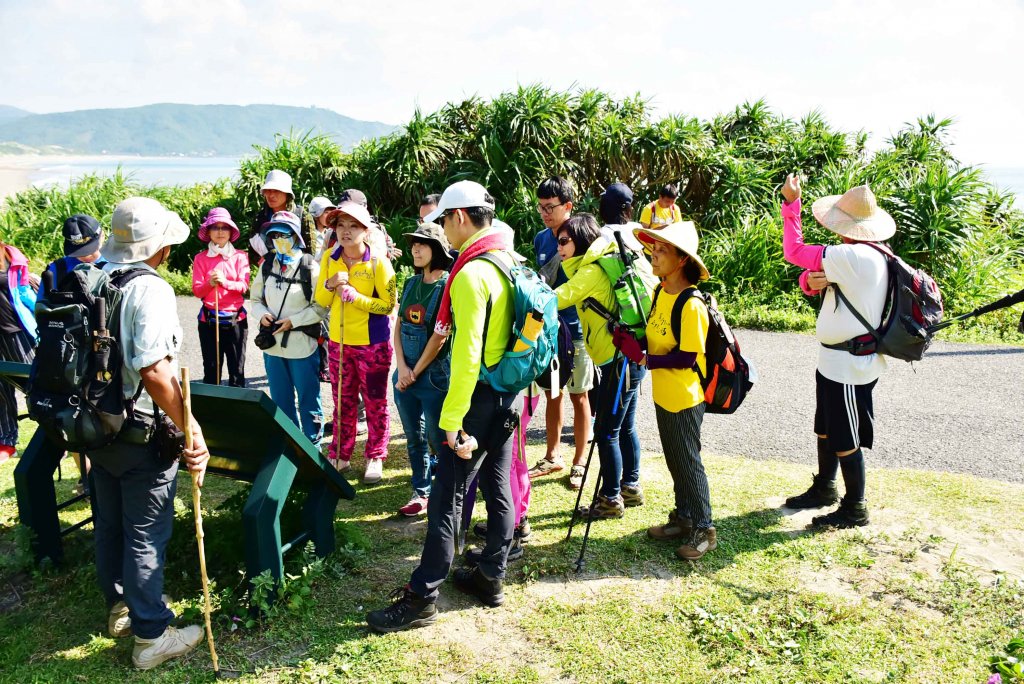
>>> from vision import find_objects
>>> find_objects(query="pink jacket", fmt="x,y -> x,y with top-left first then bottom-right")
781,199 -> 825,297
191,250 -> 250,315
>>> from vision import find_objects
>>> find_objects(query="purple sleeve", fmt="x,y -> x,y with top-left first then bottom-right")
782,199 -> 824,271
646,350 -> 698,370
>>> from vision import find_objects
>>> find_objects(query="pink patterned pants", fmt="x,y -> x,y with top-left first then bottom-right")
328,340 -> 392,462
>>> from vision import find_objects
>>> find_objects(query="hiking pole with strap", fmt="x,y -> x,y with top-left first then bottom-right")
926,288 -> 1024,333
214,286 -> 221,386
181,367 -> 219,677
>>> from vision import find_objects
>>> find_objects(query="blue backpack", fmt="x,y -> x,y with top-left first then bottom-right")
474,252 -> 559,394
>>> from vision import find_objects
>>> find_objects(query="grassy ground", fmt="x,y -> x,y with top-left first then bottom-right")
1,422 -> 1021,684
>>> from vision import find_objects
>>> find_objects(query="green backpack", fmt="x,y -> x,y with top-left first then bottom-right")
596,243 -> 659,337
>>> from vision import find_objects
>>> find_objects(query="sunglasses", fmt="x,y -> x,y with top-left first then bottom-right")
557,236 -> 573,246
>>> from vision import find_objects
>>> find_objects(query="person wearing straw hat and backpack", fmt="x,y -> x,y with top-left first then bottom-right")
614,220 -> 717,559
779,174 -> 892,528
91,197 -> 210,669
192,208 -> 250,387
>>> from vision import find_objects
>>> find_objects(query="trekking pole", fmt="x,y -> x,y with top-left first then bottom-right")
334,273 -> 348,470
926,287 -> 1024,333
213,287 -> 221,386
181,367 -> 219,676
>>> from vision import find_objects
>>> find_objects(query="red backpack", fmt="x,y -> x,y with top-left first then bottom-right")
651,285 -> 754,414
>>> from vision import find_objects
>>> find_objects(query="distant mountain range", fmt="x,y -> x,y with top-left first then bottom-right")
0,103 -> 397,156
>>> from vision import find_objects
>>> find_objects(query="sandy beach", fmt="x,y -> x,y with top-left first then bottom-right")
0,155 -> 39,205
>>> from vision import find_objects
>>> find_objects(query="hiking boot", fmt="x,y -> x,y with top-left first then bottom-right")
366,585 -> 437,633
811,499 -> 869,529
473,517 -> 531,543
621,484 -> 645,507
676,527 -> 717,561
784,474 -> 838,509
108,595 -> 172,638
577,495 -> 625,520
568,465 -> 585,490
363,458 -> 383,484
399,495 -> 428,517
528,457 -> 565,479
132,625 -> 204,670
464,537 -> 524,566
452,567 -> 505,607
648,511 -> 693,541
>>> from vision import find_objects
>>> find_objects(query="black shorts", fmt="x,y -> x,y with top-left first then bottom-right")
813,371 -> 876,453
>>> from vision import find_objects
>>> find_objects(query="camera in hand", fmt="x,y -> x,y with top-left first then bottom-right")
254,320 -> 278,349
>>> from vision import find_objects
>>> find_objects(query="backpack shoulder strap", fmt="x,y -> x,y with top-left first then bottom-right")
671,288 -> 702,350
299,254 -> 315,302
473,251 -> 514,282
110,266 -> 158,288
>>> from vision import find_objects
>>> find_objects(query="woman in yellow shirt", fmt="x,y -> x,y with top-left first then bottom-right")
315,201 -> 397,482
613,221 -> 716,560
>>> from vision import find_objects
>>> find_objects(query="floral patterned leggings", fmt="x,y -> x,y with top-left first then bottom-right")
328,339 -> 392,462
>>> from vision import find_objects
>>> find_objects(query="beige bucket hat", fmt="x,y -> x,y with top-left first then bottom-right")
634,221 -> 710,281
101,197 -> 190,263
811,185 -> 896,242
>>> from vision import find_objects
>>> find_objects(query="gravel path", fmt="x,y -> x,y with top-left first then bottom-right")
176,297 -> 1024,484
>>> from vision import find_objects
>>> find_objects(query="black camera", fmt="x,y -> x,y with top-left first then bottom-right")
254,321 -> 277,350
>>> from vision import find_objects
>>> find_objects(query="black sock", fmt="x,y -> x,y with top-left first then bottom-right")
838,449 -> 865,503
817,438 -> 838,481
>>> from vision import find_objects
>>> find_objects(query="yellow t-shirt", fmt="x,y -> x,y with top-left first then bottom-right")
646,287 -> 708,412
640,201 -> 682,230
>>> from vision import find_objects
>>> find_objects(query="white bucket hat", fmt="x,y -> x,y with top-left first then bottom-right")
101,197 -> 190,263
261,169 -> 294,196
634,221 -> 710,281
308,196 -> 335,219
811,185 -> 896,242
422,180 -> 494,224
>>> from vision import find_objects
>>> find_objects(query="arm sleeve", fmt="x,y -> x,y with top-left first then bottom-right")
439,269 -> 489,431
249,268 -> 271,321
640,204 -> 653,227
798,269 -> 820,297
313,250 -> 336,309
191,256 -> 213,298
646,350 -> 698,370
350,258 -> 397,315
781,199 -> 824,271
554,265 -> 597,310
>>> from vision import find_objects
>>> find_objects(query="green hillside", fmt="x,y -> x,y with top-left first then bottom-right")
0,103 -> 396,155
0,105 -> 31,125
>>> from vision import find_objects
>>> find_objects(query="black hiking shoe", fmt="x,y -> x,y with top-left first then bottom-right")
784,474 -> 839,509
452,567 -> 504,607
464,538 -> 524,567
473,517 -> 531,543
811,499 -> 869,529
366,585 -> 437,633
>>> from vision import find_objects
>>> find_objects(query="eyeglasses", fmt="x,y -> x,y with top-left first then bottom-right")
557,236 -> 573,246
537,202 -> 565,215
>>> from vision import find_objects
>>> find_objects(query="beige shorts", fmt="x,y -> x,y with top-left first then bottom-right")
565,339 -> 595,394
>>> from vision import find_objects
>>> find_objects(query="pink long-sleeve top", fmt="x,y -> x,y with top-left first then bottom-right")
191,250 -> 251,318
781,198 -> 826,297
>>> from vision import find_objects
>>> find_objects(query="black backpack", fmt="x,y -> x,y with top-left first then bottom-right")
821,243 -> 944,362
652,285 -> 753,415
28,264 -> 158,450
533,314 -> 576,391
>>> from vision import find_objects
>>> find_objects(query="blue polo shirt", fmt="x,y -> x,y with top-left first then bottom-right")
534,226 -> 582,341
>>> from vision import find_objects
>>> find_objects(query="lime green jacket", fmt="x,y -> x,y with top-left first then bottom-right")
555,238 -> 618,367
440,227 -> 515,431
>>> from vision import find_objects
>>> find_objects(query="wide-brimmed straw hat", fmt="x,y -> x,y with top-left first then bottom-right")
403,222 -> 455,269
198,207 -> 240,243
633,221 -> 710,281
102,197 -> 189,263
811,185 -> 896,242
326,201 -> 375,231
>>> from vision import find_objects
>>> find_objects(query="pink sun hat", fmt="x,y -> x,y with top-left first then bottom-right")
198,207 -> 240,243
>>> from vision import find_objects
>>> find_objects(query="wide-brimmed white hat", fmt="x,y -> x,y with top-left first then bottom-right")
422,180 -> 494,224
634,221 -> 710,281
261,169 -> 294,196
811,185 -> 896,242
102,197 -> 189,263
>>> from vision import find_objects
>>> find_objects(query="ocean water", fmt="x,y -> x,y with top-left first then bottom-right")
983,166 -> 1024,202
28,156 -> 242,188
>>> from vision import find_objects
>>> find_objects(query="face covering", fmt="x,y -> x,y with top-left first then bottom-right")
272,234 -> 299,264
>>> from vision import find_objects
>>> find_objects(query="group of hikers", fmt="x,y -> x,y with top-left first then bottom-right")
0,167 -> 898,667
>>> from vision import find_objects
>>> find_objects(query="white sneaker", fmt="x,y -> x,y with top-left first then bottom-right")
356,420 -> 368,436
108,595 -> 172,638
132,624 -> 204,670
363,458 -> 383,484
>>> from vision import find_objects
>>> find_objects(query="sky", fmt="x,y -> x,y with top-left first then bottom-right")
1,0 -> 1023,166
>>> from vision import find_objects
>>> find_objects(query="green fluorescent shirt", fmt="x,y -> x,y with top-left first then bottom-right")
439,228 -> 514,431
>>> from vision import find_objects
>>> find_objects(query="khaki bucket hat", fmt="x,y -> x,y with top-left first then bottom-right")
403,222 -> 455,269
811,185 -> 896,242
633,221 -> 710,281
101,197 -> 190,263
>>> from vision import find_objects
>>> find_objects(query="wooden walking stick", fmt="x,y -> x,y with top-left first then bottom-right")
213,286 -> 221,386
181,367 -> 219,675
